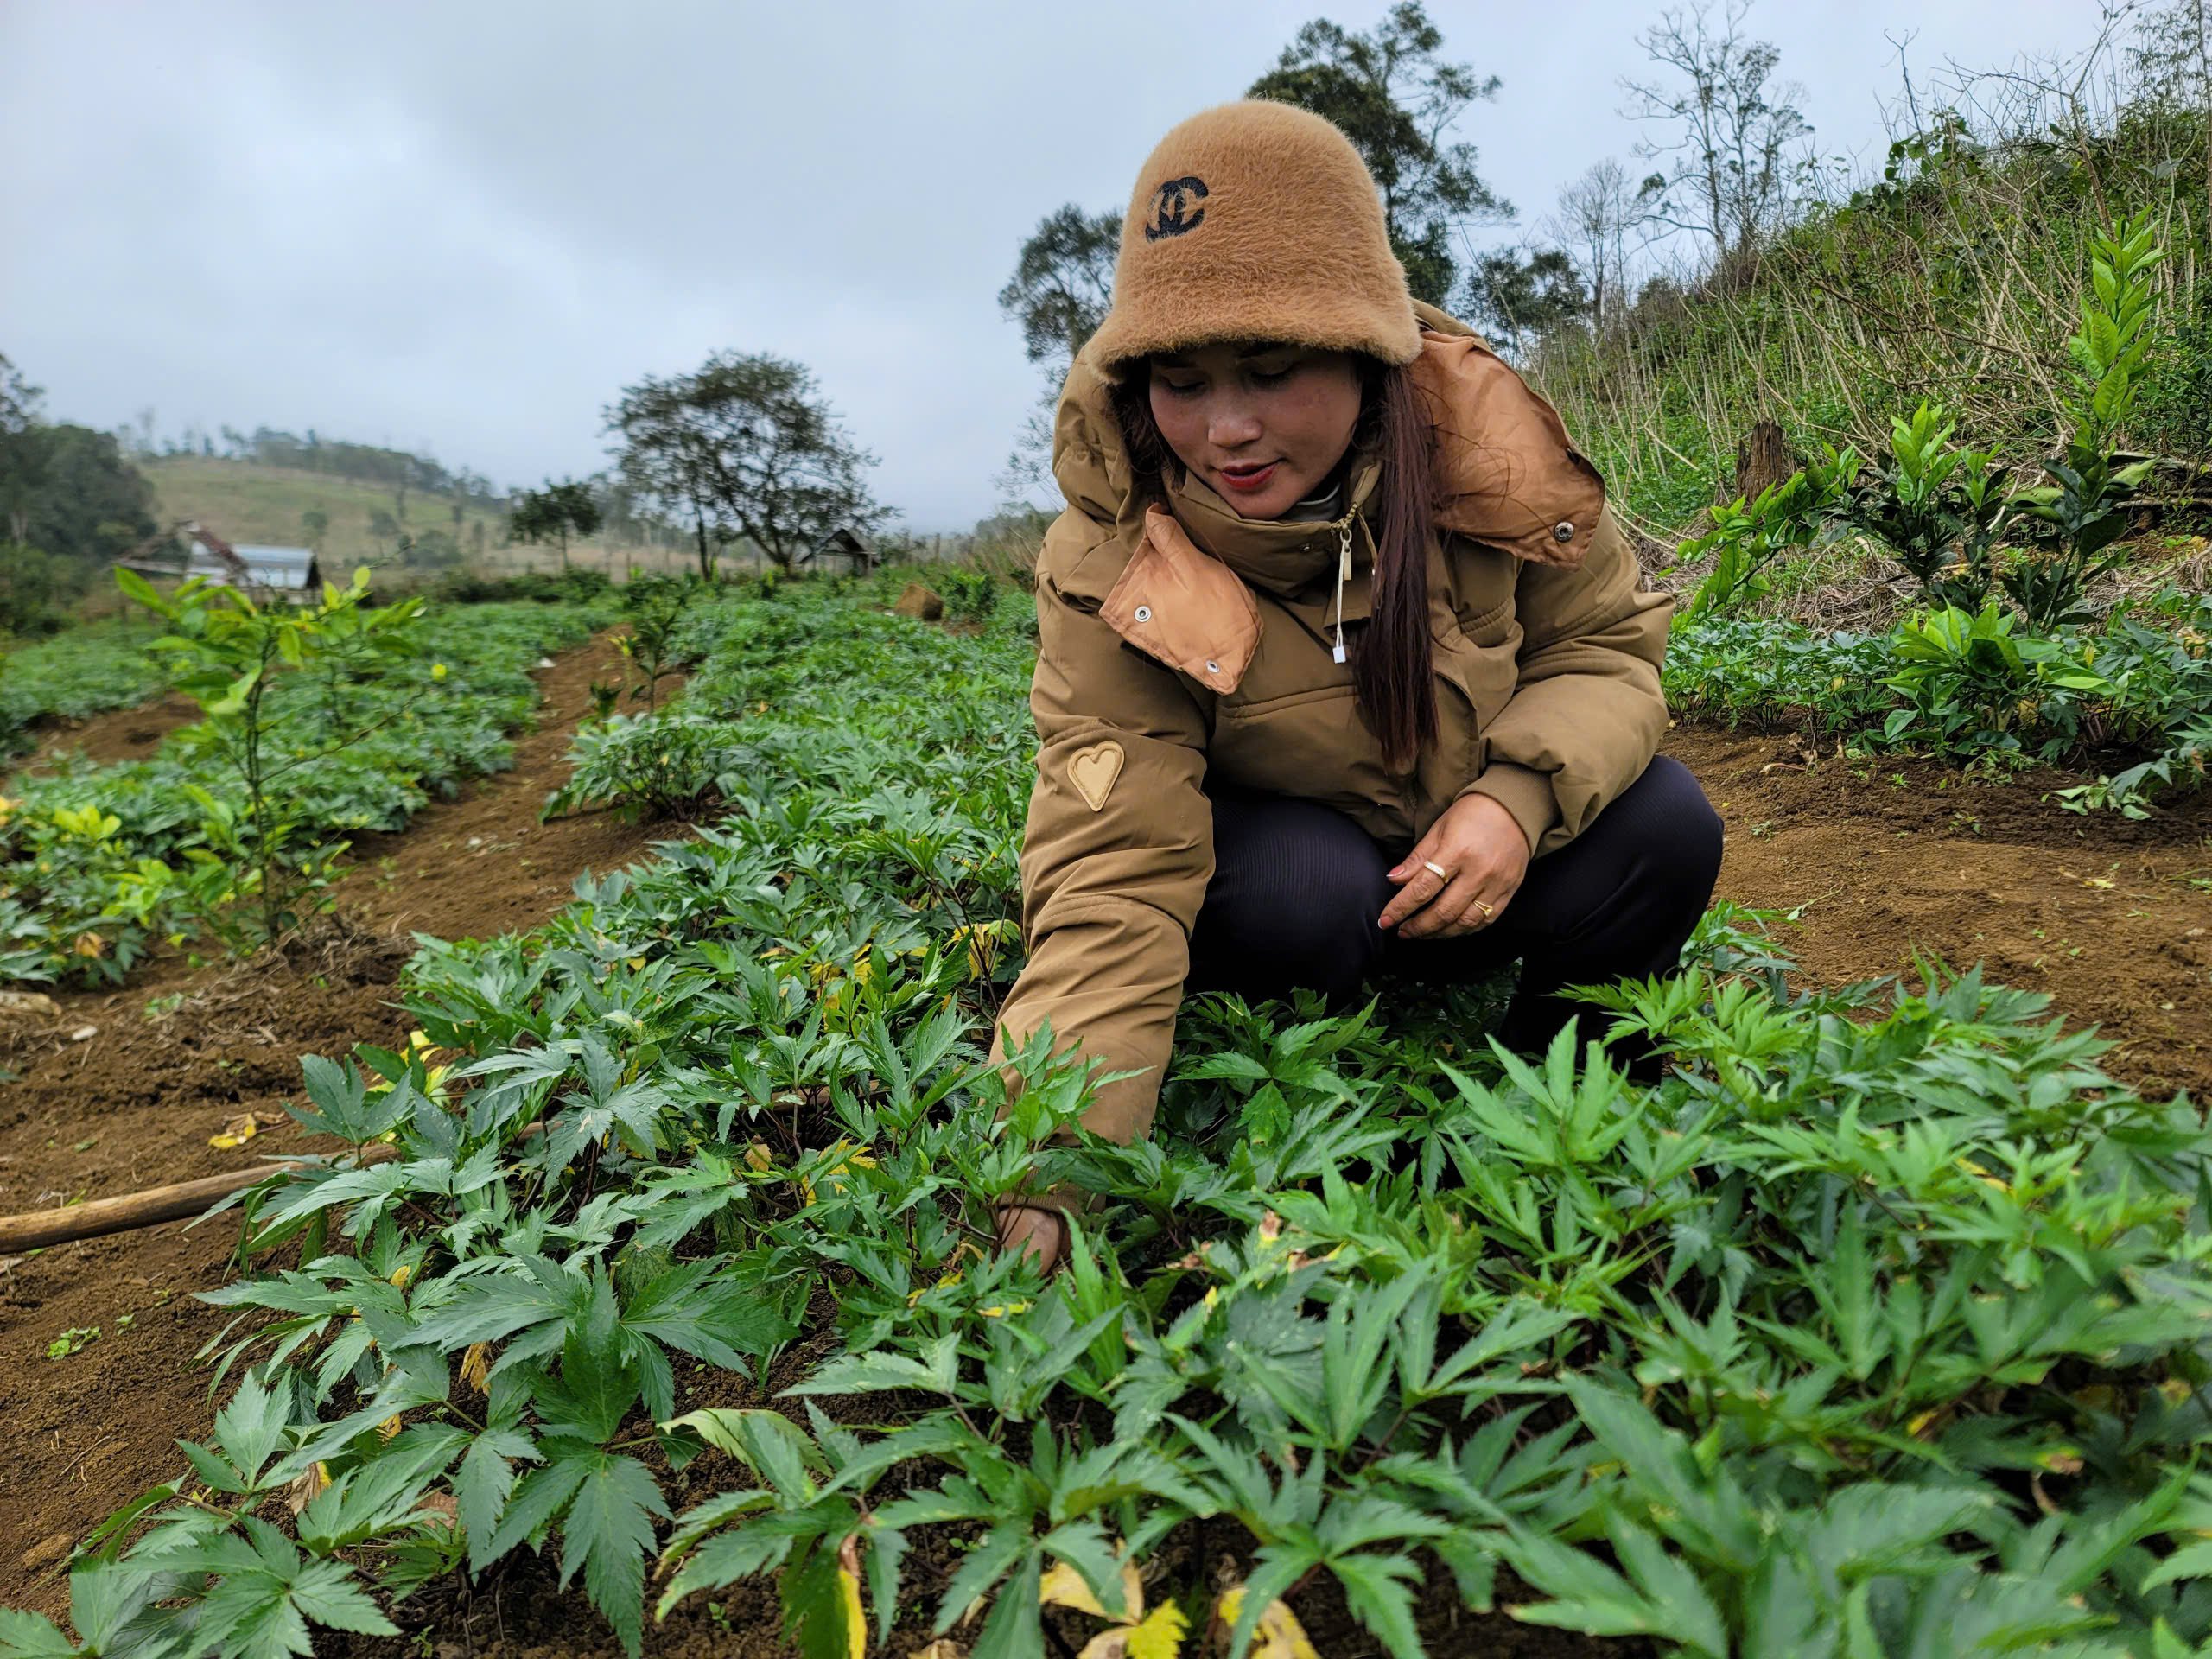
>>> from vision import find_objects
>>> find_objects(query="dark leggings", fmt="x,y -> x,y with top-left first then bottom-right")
1185,756 -> 1724,1079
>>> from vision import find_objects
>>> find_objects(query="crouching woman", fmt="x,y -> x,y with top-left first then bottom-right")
986,99 -> 1724,1270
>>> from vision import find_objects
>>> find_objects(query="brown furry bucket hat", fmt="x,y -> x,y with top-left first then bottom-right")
1084,99 -> 1422,374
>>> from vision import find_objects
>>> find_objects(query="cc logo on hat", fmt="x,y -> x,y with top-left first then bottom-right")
1143,175 -> 1209,241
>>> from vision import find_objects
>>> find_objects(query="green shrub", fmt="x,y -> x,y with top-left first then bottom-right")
936,566 -> 1001,625
429,566 -> 613,606
541,710 -> 747,822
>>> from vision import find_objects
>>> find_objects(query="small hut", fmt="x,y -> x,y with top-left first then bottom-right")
182,525 -> 321,602
799,525 -> 876,577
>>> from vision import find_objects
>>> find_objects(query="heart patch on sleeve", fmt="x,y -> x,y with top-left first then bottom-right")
1067,741 -> 1125,811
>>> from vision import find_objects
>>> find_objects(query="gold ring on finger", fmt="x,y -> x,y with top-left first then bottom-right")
1473,899 -> 1495,919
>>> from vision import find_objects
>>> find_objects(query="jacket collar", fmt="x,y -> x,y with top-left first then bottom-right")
1161,451 -> 1381,608
1053,299 -> 1604,687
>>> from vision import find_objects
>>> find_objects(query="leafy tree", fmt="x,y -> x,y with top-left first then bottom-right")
995,207 -> 1122,499
398,527 -> 463,570
367,508 -> 399,558
604,372 -> 725,577
1,422 -> 157,566
510,480 -> 604,570
0,542 -> 86,635
0,353 -> 46,547
606,353 -> 887,577
1248,1 -> 1511,306
999,206 -> 1121,375
301,507 -> 329,550
1463,245 -> 1588,352
1619,0 -> 1814,265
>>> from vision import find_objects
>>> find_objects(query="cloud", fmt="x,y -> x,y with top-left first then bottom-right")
1,0 -> 2102,528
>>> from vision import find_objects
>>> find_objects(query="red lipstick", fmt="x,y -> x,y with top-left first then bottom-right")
1217,461 -> 1279,494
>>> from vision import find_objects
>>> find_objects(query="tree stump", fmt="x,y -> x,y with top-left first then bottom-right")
893,582 -> 944,621
1732,420 -> 1797,504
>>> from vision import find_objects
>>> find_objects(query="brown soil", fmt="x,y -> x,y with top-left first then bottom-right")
6,693 -> 2212,1654
0,630 -> 684,1611
17,694 -> 201,772
1666,725 -> 2212,1103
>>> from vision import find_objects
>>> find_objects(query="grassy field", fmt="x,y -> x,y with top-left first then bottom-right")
140,456 -> 706,583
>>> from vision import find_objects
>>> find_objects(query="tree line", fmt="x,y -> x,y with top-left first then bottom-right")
0,354 -> 158,633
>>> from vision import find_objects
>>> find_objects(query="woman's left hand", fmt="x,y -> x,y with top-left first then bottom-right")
1378,792 -> 1531,940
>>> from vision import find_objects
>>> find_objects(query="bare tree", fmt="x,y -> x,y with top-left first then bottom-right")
1546,158 -> 1648,337
2132,0 -> 2212,224
1619,0 -> 1814,266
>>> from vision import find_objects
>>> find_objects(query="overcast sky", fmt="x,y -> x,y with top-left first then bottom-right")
3,1 -> 2101,531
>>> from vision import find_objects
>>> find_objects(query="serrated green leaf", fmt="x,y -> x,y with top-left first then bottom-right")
557,1452 -> 670,1659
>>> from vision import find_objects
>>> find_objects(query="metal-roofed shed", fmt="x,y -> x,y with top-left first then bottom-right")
181,525 -> 321,601
232,545 -> 321,591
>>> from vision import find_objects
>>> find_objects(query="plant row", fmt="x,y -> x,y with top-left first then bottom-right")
16,582 -> 2212,1659
0,617 -> 173,758
1665,586 -> 2212,814
0,585 -> 610,986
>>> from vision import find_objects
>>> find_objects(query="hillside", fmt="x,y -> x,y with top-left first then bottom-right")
1517,91 -> 2211,540
141,455 -> 697,578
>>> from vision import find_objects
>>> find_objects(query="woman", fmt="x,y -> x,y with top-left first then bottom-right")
987,99 -> 1723,1269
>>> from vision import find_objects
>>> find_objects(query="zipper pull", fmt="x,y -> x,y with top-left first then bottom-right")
1332,517 -> 1353,663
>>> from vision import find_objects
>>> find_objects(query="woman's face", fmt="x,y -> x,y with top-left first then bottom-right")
1147,343 -> 1362,519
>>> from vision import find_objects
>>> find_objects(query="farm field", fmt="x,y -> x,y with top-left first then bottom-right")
137,458 -> 831,590
5,568 -> 2212,1658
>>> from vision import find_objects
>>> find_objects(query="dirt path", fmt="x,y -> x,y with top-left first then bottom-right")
1666,726 -> 2212,1103
15,695 -> 202,772
0,631 -> 684,1609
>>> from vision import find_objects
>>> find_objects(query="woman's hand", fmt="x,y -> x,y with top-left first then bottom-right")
1378,792 -> 1531,940
994,1201 -> 1069,1274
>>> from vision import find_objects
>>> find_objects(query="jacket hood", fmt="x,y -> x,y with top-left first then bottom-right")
1050,298 -> 1606,585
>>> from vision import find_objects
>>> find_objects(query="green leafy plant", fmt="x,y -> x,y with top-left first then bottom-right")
1842,401 -> 2012,610
1673,446 -> 1856,620
935,567 -> 1001,626
30,582 -> 2212,1659
2002,213 -> 2166,629
118,566 -> 426,939
613,574 -> 696,711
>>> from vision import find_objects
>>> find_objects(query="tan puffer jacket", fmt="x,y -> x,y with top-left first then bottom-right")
986,300 -> 1672,1147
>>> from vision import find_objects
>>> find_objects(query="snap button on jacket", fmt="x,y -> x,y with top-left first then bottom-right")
987,301 -> 1672,1146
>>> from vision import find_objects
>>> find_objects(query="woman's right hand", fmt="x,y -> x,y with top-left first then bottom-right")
994,1201 -> 1069,1274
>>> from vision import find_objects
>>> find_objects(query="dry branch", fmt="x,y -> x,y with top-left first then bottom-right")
0,1143 -> 399,1254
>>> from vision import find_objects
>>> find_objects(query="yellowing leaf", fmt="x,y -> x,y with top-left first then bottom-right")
745,1141 -> 775,1173
836,1541 -> 866,1659
459,1342 -> 493,1395
210,1112 -> 260,1150
283,1460 -> 331,1516
1125,1604 -> 1187,1659
1214,1586 -> 1318,1659
377,1414 -> 403,1440
1040,1558 -> 1143,1621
